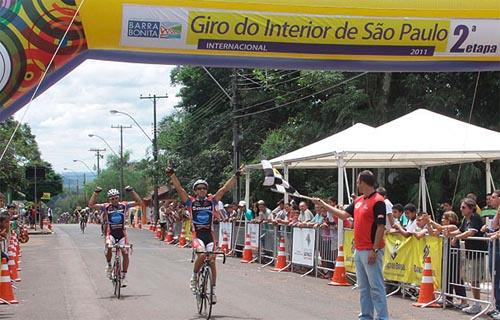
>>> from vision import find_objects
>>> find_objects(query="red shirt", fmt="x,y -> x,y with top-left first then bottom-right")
346,192 -> 386,250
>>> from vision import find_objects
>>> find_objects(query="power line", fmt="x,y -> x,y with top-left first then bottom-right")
234,74 -> 341,114
233,72 -> 368,119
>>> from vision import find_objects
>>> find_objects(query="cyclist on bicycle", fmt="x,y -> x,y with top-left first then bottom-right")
79,208 -> 89,231
166,164 -> 244,304
88,186 -> 142,287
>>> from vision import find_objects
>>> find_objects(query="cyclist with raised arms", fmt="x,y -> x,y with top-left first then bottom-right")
166,164 -> 244,304
88,186 -> 142,287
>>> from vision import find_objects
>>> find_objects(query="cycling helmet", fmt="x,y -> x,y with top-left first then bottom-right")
107,189 -> 120,198
192,179 -> 208,191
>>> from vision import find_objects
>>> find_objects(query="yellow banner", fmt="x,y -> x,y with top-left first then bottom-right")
343,229 -> 443,288
186,12 -> 451,52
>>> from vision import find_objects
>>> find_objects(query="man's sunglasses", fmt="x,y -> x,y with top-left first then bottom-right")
109,196 -> 119,200
195,187 -> 207,191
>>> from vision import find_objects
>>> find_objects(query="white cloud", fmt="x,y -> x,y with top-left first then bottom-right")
14,60 -> 181,173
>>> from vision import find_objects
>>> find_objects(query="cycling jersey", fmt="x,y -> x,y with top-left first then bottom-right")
184,195 -> 217,243
80,213 -> 88,222
103,202 -> 129,240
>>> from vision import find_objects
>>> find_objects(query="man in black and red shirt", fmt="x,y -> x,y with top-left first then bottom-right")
315,170 -> 388,320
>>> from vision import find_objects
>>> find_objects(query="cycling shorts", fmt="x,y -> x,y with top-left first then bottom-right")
193,230 -> 214,253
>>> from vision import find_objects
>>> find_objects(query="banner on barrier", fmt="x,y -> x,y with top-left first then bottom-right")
218,222 -> 233,249
247,223 -> 260,250
292,227 -> 316,267
343,229 -> 443,287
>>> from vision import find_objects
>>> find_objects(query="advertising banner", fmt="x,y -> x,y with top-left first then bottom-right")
292,227 -> 316,267
343,229 -> 443,287
247,223 -> 260,250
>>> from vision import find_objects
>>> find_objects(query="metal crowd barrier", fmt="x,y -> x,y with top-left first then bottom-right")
259,223 -> 276,266
315,226 -> 338,278
232,220 -> 246,255
440,236 -> 494,319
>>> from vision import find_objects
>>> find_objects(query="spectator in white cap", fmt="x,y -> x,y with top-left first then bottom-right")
238,200 -> 254,221
257,200 -> 272,222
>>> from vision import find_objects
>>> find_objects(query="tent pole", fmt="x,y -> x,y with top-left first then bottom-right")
245,170 -> 250,230
486,160 -> 492,194
337,155 -> 345,248
284,164 -> 289,204
352,168 -> 356,197
343,167 -> 352,204
420,167 -> 427,213
424,176 -> 435,219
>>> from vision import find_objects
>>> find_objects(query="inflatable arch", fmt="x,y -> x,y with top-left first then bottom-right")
1,0 -> 499,121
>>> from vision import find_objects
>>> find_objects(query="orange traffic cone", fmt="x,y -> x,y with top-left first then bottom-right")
274,236 -> 288,271
149,225 -> 154,232
7,257 -> 20,282
0,258 -> 18,304
8,247 -> 20,272
178,231 -> 186,247
413,257 -> 440,308
241,233 -> 253,263
155,226 -> 162,239
165,227 -> 174,244
138,221 -> 142,229
220,232 -> 229,253
328,245 -> 350,286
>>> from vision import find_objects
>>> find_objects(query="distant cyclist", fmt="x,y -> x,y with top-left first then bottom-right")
166,164 -> 245,304
88,186 -> 142,287
79,208 -> 89,233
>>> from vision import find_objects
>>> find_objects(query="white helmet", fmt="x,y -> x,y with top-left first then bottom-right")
107,189 -> 120,198
192,179 -> 208,191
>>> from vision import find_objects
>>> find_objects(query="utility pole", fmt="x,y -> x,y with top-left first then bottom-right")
89,148 -> 106,175
111,125 -> 132,198
140,93 -> 168,224
231,69 -> 241,203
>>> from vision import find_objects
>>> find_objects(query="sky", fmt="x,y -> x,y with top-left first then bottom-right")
13,60 -> 181,174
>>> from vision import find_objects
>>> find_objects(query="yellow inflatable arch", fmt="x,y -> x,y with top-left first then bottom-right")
0,0 -> 499,120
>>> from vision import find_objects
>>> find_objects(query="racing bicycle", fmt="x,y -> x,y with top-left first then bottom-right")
191,250 -> 226,319
108,242 -> 132,299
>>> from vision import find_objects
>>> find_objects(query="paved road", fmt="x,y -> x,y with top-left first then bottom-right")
3,224 -> 473,320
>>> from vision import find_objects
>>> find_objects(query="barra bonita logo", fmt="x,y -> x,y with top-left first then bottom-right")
127,20 -> 182,39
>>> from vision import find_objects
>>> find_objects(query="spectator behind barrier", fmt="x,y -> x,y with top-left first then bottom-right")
288,206 -> 300,227
445,197 -> 486,315
487,190 -> 500,318
298,201 -> 314,223
0,211 -> 10,261
376,187 -> 393,230
423,211 -> 468,308
274,202 -> 290,225
256,200 -> 273,223
390,204 -> 407,228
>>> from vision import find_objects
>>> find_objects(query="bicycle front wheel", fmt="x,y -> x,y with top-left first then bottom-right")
201,267 -> 213,319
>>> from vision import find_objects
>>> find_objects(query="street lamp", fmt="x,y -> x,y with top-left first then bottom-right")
72,159 -> 96,176
88,133 -> 118,156
110,110 -> 152,143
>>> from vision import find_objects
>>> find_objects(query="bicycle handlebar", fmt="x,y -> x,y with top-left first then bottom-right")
191,250 -> 226,264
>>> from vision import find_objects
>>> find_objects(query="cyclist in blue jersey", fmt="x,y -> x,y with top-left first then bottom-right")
88,186 -> 142,287
166,165 -> 244,304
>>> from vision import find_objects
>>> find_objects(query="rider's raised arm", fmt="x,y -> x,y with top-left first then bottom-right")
166,167 -> 189,203
214,165 -> 245,201
124,186 -> 143,207
88,187 -> 105,210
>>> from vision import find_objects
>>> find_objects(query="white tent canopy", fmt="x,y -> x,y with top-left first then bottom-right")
249,109 -> 500,169
244,108 -> 499,247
